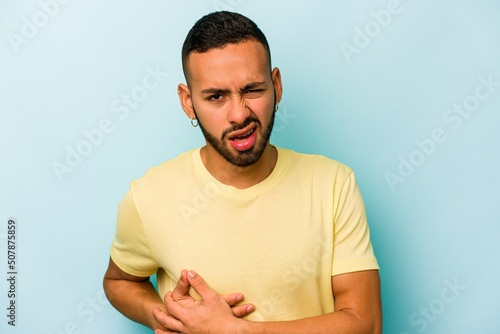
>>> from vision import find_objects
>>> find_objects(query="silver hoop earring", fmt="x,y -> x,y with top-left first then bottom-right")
191,118 -> 199,127
275,103 -> 279,112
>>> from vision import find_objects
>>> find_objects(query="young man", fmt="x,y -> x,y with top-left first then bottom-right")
104,11 -> 382,334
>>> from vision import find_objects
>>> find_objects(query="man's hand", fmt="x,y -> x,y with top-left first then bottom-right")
152,270 -> 254,334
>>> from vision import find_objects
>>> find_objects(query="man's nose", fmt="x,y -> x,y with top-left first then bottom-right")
227,98 -> 250,124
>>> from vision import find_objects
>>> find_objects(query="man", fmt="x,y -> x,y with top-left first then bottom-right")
103,11 -> 382,334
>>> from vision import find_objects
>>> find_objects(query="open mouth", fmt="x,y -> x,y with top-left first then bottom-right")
228,126 -> 257,151
230,128 -> 255,141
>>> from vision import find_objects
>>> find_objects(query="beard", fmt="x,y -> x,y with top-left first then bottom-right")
193,103 -> 275,167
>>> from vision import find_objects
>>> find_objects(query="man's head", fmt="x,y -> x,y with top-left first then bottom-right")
182,11 -> 272,86
178,12 -> 282,168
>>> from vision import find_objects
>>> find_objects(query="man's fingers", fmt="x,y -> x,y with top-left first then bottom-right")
155,330 -> 181,334
171,269 -> 191,300
231,303 -> 255,318
151,306 -> 183,333
222,293 -> 244,306
164,290 -> 188,322
186,270 -> 217,299
222,293 -> 254,317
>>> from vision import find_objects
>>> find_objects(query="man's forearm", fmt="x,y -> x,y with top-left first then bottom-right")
103,277 -> 165,330
242,309 -> 382,334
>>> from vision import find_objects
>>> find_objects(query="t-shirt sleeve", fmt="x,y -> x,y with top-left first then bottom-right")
110,183 -> 160,277
331,171 -> 379,276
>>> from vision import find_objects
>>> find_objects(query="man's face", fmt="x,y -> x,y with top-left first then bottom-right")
185,40 -> 280,167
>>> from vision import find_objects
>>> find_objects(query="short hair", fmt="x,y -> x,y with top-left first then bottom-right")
181,11 -> 272,84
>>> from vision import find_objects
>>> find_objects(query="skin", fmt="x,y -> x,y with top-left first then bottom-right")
104,39 -> 382,333
177,40 -> 282,189
103,258 -> 255,331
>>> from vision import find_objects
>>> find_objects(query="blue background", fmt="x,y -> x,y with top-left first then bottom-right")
1,0 -> 499,333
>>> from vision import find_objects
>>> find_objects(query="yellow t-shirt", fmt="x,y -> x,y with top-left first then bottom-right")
110,147 -> 379,321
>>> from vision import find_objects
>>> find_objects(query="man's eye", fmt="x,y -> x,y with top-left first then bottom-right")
247,89 -> 264,95
209,94 -> 223,101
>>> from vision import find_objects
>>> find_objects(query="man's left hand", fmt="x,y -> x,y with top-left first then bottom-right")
153,270 -> 254,334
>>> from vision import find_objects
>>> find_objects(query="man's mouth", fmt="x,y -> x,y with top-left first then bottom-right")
228,125 -> 257,151
230,128 -> 255,141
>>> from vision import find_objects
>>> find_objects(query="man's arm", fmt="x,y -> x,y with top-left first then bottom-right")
103,257 -> 168,330
154,269 -> 382,334
103,258 -> 255,331
245,270 -> 382,334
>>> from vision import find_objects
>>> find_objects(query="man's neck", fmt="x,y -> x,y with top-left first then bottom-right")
200,144 -> 278,189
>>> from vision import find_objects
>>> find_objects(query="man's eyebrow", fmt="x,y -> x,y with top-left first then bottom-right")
200,82 -> 266,95
200,88 -> 231,95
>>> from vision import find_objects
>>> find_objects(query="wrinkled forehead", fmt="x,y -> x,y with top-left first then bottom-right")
186,41 -> 271,89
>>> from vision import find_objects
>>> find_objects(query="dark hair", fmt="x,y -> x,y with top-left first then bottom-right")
181,11 -> 272,84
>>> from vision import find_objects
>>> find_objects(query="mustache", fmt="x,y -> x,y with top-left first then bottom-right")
221,116 -> 261,140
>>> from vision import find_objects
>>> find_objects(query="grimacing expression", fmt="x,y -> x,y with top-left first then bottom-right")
194,100 -> 276,167
186,40 -> 280,167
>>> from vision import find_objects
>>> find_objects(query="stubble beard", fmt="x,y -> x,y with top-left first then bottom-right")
193,104 -> 275,167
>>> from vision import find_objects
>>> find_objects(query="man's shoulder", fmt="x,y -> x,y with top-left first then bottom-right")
278,147 -> 353,178
131,148 -> 198,188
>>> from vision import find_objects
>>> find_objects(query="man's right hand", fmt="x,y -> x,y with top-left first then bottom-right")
153,269 -> 255,325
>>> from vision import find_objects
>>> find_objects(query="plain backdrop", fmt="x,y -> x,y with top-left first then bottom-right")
1,1 -> 499,333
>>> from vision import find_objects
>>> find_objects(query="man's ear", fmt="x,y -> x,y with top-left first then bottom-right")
178,83 -> 195,119
271,67 -> 283,104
